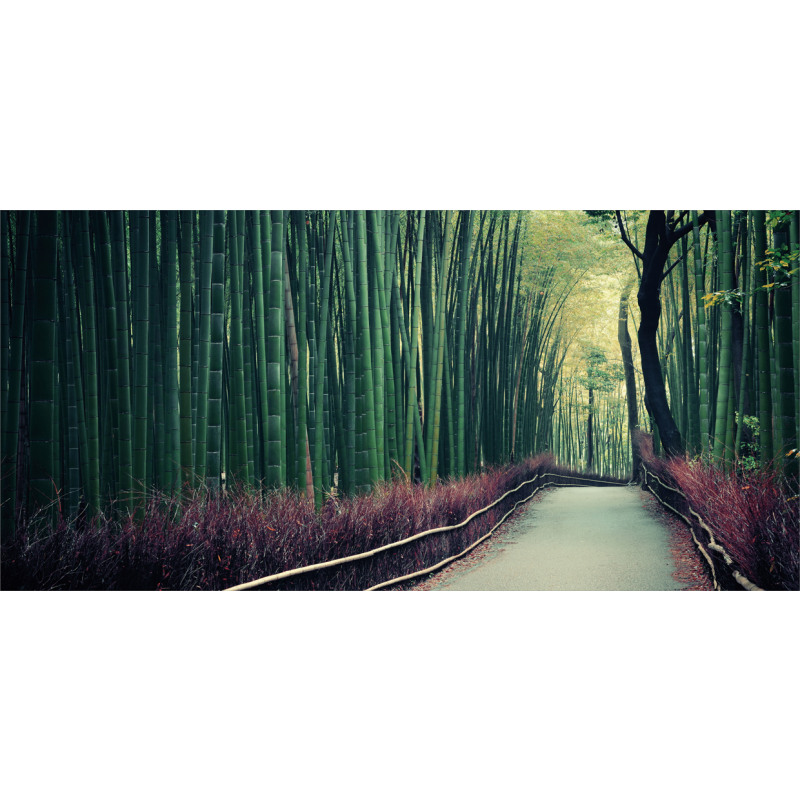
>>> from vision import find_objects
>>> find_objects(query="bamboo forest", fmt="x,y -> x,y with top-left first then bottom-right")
0,209 -> 797,591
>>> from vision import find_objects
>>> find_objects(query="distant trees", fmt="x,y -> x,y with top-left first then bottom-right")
579,347 -> 624,471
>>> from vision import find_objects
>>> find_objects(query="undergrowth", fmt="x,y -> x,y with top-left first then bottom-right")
637,433 -> 798,591
1,454 -> 616,591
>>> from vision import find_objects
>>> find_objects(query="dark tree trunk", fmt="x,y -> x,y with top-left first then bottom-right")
636,211 -> 683,456
617,210 -> 713,459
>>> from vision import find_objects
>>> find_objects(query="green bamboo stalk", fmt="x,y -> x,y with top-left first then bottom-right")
377,211 -> 394,476
403,211 -> 427,482
691,211 -> 710,453
282,219 -> 301,490
355,210 -> 378,489
266,210 -> 285,488
367,210 -> 387,479
306,217 -> 318,482
179,211 -> 194,485
228,211 -> 248,485
421,222 -> 437,445
712,211 -> 733,464
455,210 -> 473,477
427,210 -> 452,484
65,216 -> 90,509
278,215 -> 288,487
222,329 -> 229,484
28,211 -> 59,516
57,253 -> 80,518
790,211 -> 799,455
387,213 -> 404,470
772,218 -> 796,475
679,236 -> 698,452
735,213 -> 753,459
75,211 -> 101,513
289,211 -> 313,497
339,211 -> 357,494
2,211 -> 30,535
193,211 -> 213,484
92,212 -> 120,501
246,211 -> 268,485
313,213 -> 335,507
384,211 -> 401,471
145,215 -> 162,492
326,297 -> 342,491
191,213 -> 200,459
391,258 -> 428,483
108,211 -> 133,510
242,259 -> 256,481
160,211 -> 180,492
1,213 -> 8,426
206,211 -> 226,491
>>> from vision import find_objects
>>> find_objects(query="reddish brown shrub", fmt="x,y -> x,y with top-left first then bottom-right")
635,431 -> 798,591
2,454 -> 619,591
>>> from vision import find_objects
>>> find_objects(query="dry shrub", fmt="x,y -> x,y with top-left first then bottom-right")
4,453 -> 620,591
635,431 -> 798,591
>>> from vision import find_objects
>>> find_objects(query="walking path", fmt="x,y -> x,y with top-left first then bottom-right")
431,485 -> 689,591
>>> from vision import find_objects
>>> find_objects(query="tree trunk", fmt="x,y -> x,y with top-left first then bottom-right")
586,385 -> 594,470
622,210 -> 713,458
636,211 -> 683,456
617,281 -> 641,480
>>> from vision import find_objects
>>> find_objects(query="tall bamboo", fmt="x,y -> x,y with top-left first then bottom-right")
427,210 -> 453,484
28,211 -> 59,516
228,211 -> 248,485
266,211 -> 285,487
455,210 -> 474,477
74,211 -> 101,512
206,211 -> 226,491
712,211 -> 733,463
131,212 -> 151,504
772,218 -> 796,475
691,211 -> 710,453
313,214 -> 335,507
162,211 -> 180,491
355,210 -> 378,489
1,211 -> 30,535
179,211 -> 194,484
194,211 -> 214,484
403,211 -> 427,482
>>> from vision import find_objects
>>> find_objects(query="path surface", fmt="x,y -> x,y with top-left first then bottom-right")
431,485 -> 689,591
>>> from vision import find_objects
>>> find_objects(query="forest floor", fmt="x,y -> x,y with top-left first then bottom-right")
408,485 -> 713,591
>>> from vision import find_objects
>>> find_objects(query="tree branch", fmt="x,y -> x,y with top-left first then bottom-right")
669,211 -> 689,230
662,253 -> 684,281
615,210 -> 644,261
669,210 -> 713,244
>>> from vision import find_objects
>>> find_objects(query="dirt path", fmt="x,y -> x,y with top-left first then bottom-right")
422,485 -> 705,591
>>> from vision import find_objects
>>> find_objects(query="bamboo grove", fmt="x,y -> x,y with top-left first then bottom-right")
611,210 -> 799,477
542,210 -> 799,484
552,355 -> 632,479
1,210 -> 575,533
2,209 -> 797,539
